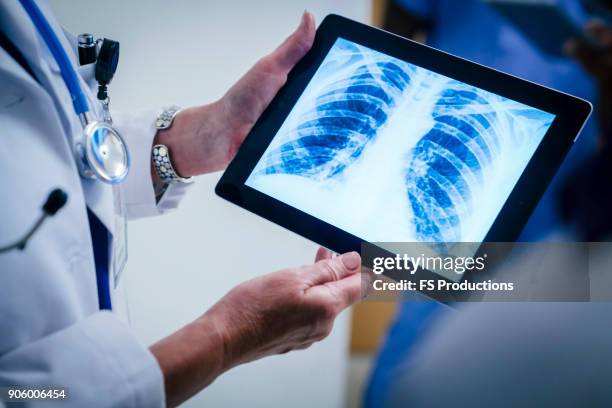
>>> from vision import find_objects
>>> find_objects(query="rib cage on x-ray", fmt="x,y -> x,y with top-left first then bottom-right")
253,40 -> 550,243
260,42 -> 414,180
407,82 -> 505,243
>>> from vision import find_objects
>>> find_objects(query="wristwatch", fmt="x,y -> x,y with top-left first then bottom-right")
152,106 -> 194,204
152,106 -> 193,185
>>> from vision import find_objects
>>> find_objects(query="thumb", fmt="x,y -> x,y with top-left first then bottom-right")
304,252 -> 362,286
271,11 -> 316,73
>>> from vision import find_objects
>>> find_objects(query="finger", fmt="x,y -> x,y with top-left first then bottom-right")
304,251 -> 361,285
315,247 -> 332,262
269,11 -> 316,74
325,271 -> 372,310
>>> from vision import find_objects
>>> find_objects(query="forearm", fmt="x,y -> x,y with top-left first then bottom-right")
150,312 -> 229,407
149,250 -> 365,406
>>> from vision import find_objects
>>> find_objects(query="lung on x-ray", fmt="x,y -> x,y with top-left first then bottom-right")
246,38 -> 554,244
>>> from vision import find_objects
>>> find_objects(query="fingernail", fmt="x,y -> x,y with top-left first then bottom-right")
340,252 -> 361,270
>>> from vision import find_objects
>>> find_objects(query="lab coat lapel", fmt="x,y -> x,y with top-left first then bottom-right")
0,1 -> 75,136
0,0 -> 115,236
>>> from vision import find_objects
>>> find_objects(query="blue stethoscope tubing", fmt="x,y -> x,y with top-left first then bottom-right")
20,0 -> 130,185
19,0 -> 113,310
19,0 -> 90,115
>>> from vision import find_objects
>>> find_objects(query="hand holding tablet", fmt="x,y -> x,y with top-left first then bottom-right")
216,15 -> 591,295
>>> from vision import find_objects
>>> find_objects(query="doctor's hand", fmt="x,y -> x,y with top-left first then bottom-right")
207,249 -> 371,364
153,12 -> 316,178
151,249 -> 372,407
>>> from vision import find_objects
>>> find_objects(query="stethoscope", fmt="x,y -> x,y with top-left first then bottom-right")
19,0 -> 130,184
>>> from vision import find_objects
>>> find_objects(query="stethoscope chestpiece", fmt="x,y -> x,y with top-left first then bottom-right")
76,113 -> 130,184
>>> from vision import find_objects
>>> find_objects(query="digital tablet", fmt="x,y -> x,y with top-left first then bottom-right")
486,0 -> 597,57
216,14 -> 591,285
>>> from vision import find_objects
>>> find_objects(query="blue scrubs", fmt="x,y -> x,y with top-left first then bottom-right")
396,0 -> 596,239
365,1 -> 597,407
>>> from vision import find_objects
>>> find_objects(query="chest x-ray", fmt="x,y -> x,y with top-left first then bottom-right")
246,38 -> 555,244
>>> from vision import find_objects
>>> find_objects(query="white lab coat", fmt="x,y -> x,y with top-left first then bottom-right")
0,1 -> 190,406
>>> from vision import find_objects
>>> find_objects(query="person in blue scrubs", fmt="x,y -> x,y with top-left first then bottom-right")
385,0 -> 598,240
365,1 -> 603,406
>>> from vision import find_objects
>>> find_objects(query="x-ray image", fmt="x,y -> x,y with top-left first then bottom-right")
246,38 -> 555,244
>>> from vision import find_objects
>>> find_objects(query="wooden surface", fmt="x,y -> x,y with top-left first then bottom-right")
350,301 -> 398,352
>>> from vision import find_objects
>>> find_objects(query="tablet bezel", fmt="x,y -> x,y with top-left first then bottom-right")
215,14 -> 592,289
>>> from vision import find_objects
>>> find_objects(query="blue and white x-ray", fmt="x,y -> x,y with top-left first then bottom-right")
246,38 -> 555,244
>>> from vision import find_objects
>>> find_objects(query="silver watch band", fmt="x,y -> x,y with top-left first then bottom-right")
152,144 -> 193,184
155,105 -> 181,130
153,106 -> 194,185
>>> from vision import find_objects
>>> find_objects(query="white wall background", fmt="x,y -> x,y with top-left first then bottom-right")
49,1 -> 370,407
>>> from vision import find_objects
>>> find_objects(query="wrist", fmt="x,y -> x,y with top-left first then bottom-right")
201,297 -> 263,371
188,315 -> 227,375
150,314 -> 227,406
153,101 -> 228,177
153,106 -> 202,178
199,305 -> 243,371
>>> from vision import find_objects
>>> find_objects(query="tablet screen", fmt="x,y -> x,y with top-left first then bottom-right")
246,38 -> 555,244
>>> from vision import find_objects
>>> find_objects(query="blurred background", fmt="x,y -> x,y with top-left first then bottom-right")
49,0 -> 611,407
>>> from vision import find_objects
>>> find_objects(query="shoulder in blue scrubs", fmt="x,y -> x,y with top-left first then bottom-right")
395,0 -> 596,240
